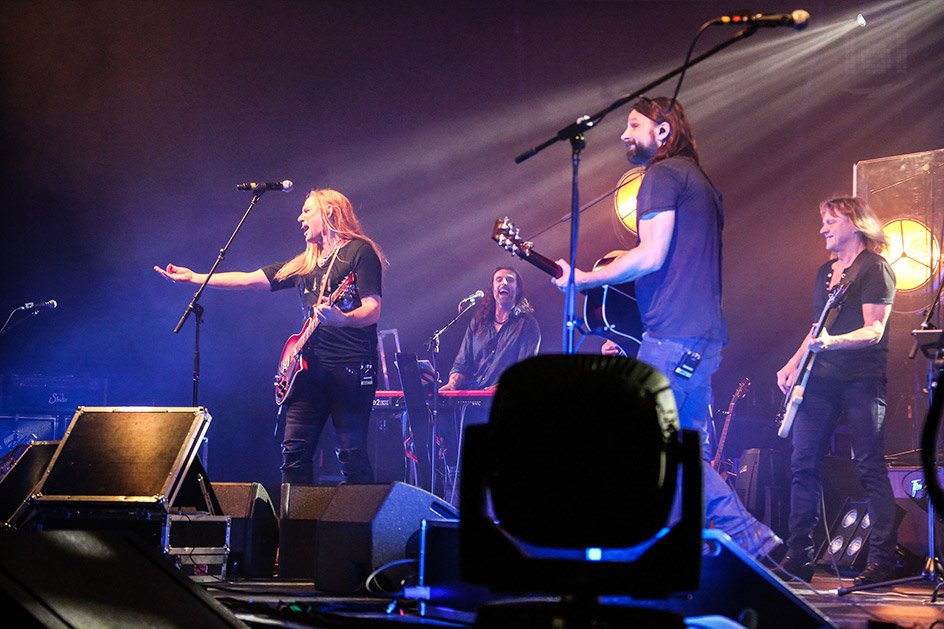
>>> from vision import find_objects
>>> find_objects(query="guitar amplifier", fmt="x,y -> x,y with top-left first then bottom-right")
2,375 -> 108,415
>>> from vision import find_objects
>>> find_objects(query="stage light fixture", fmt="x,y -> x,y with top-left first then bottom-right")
856,13 -> 868,27
882,217 -> 940,291
614,167 -> 645,234
460,354 -> 703,626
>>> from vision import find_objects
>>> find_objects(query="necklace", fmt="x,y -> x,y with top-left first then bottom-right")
318,240 -> 341,267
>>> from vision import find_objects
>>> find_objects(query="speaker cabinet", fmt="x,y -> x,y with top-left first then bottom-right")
642,530 -> 832,627
0,530 -> 245,627
213,482 -> 279,579
277,482 -> 458,591
888,466 -> 944,560
734,448 -> 790,539
278,483 -> 340,579
0,441 -> 58,527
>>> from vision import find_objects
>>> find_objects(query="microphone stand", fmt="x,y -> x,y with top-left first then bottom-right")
515,26 -> 760,354
425,300 -> 479,498
172,191 -> 266,407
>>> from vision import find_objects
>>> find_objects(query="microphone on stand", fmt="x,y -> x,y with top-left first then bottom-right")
17,300 -> 57,311
713,10 -> 810,30
236,180 -> 294,193
458,290 -> 485,312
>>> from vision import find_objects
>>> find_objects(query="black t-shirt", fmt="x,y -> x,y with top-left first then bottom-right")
262,238 -> 382,367
634,156 -> 728,343
449,311 -> 541,389
810,250 -> 895,381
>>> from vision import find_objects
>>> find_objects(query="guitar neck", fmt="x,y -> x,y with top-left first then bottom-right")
519,249 -> 563,279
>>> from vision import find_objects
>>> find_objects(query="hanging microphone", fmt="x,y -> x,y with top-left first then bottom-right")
17,300 -> 57,311
236,180 -> 294,193
458,290 -> 485,309
713,10 -> 810,30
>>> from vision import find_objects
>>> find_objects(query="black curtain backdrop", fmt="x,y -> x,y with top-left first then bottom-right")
2,0 -> 943,496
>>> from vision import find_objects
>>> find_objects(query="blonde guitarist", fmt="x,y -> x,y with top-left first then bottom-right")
156,188 -> 385,486
774,196 -> 896,586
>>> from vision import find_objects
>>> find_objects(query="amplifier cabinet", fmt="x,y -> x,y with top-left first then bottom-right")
887,466 -> 944,559
2,374 -> 107,414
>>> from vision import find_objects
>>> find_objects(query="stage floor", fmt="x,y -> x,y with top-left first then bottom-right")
204,571 -> 944,629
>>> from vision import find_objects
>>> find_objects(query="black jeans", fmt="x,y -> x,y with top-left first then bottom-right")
280,362 -> 376,484
788,376 -> 897,565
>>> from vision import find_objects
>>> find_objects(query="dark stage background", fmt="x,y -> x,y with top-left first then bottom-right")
2,0 -> 943,498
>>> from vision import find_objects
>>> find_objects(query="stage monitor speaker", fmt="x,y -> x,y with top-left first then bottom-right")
634,530 -> 832,627
278,483 -> 340,579
213,482 -> 279,579
0,441 -> 58,527
314,481 -> 458,593
888,466 -> 944,560
0,530 -> 246,627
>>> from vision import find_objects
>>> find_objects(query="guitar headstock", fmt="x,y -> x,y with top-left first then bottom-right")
826,281 -> 852,307
733,377 -> 751,401
492,217 -> 533,259
331,272 -> 357,308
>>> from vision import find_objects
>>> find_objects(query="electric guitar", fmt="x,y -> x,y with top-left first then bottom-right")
712,377 -> 750,482
492,217 -> 643,355
274,271 -> 356,406
777,281 -> 852,438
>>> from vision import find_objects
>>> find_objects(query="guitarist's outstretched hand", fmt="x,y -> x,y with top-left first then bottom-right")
154,263 -> 194,284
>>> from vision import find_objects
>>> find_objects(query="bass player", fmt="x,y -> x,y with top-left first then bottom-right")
155,188 -> 385,484
776,196 -> 897,585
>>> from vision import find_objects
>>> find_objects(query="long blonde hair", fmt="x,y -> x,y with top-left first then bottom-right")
274,189 -> 387,281
820,196 -> 888,255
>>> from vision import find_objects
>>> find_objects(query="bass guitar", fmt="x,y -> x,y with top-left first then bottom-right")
777,281 -> 852,438
712,377 -> 750,482
492,217 -> 643,354
274,271 -> 356,406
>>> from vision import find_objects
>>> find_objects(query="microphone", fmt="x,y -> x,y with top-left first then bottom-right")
236,180 -> 294,193
714,10 -> 810,30
458,290 -> 485,309
18,300 -> 57,311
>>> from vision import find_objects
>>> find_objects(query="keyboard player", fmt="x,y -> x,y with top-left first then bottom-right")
439,266 -> 541,393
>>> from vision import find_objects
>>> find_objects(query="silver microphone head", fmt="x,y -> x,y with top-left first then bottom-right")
281,180 -> 294,193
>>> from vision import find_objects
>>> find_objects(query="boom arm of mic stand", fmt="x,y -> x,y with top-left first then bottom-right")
173,192 -> 263,334
171,192 -> 264,406
514,26 -> 758,164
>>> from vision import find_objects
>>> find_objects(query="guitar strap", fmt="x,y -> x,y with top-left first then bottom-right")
821,250 -> 867,332
300,245 -> 342,315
